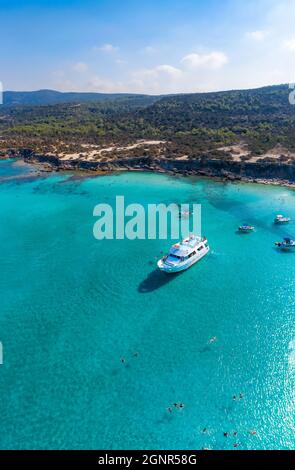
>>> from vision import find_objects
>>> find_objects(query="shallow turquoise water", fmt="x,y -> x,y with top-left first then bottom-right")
0,160 -> 294,450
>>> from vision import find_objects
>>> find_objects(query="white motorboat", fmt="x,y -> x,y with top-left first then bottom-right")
275,238 -> 295,251
178,210 -> 194,218
157,235 -> 210,273
274,215 -> 291,224
238,224 -> 255,233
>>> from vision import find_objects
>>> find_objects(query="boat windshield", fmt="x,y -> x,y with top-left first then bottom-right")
167,254 -> 181,261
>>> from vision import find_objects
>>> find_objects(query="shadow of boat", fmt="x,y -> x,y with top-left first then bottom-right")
235,230 -> 253,235
138,269 -> 180,293
273,246 -> 295,254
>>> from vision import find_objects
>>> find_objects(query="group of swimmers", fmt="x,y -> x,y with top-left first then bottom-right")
233,393 -> 244,401
120,340 -> 256,448
120,352 -> 139,364
201,428 -> 257,450
167,403 -> 185,413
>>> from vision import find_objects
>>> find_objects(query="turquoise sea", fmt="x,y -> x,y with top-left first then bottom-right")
0,159 -> 294,450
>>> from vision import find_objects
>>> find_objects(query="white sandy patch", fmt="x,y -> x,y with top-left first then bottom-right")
250,146 -> 295,163
175,155 -> 189,160
58,140 -> 166,161
217,144 -> 251,161
217,143 -> 295,163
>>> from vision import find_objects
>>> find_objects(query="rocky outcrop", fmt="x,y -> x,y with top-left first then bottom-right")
18,149 -> 295,185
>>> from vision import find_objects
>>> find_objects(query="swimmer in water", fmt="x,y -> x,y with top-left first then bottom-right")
209,337 -> 218,344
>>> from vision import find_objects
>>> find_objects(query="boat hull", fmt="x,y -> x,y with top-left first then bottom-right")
158,246 -> 210,273
239,228 -> 254,233
276,244 -> 295,251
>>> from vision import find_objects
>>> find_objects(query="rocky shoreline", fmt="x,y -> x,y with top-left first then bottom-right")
6,149 -> 295,189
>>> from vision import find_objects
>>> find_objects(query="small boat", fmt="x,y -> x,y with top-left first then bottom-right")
157,235 -> 210,273
274,215 -> 291,224
238,224 -> 255,233
178,210 -> 194,218
275,238 -> 295,250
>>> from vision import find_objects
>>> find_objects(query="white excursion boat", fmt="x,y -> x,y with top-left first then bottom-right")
275,238 -> 295,251
274,214 -> 291,224
157,235 -> 210,273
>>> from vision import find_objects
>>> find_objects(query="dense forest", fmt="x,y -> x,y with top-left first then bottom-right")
1,84 -> 295,159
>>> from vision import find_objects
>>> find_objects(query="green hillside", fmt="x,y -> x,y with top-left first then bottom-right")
1,84 -> 295,157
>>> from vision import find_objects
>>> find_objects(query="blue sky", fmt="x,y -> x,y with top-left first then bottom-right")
1,0 -> 295,93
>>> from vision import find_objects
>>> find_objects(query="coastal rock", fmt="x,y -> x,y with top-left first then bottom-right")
18,149 -> 295,187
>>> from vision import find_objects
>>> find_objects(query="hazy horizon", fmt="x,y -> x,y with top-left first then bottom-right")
3,81 -> 292,97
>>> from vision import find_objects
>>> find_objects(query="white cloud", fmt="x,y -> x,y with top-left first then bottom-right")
94,43 -> 119,54
246,30 -> 269,41
86,76 -> 124,93
72,62 -> 88,73
181,51 -> 229,69
154,64 -> 183,78
137,64 -> 183,80
129,64 -> 183,94
283,37 -> 295,51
